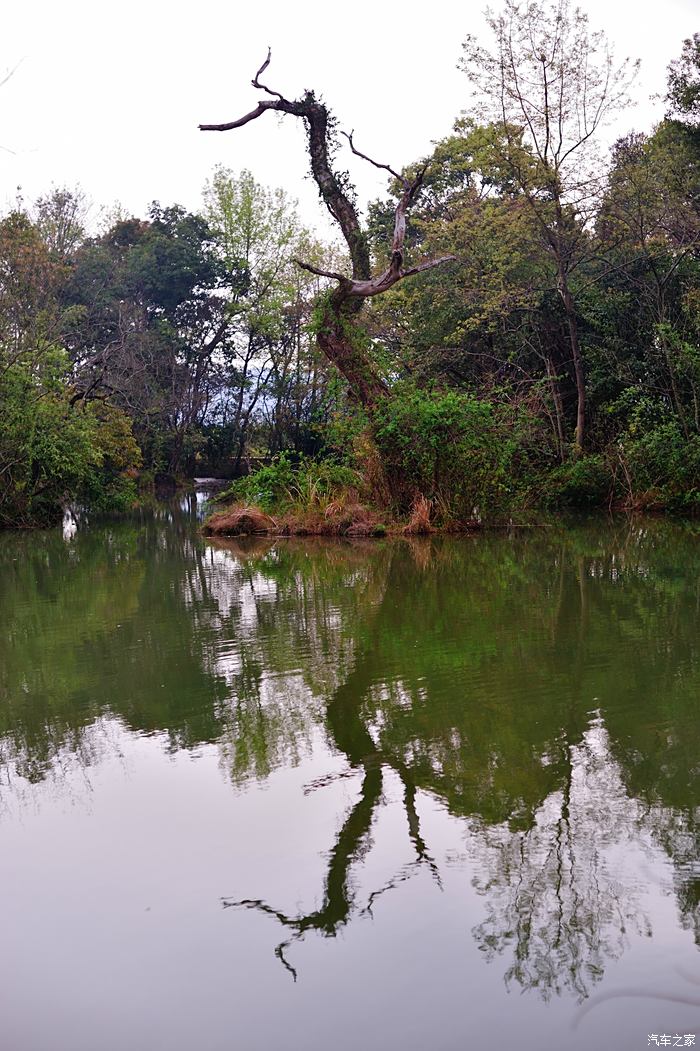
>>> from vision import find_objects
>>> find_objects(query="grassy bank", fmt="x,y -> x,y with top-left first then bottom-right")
202,449 -> 516,538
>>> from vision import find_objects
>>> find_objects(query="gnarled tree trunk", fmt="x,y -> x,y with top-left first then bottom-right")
200,52 -> 454,408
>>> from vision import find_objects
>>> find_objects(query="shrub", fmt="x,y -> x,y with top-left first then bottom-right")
542,454 -> 612,509
620,421 -> 700,511
370,384 -> 538,522
220,453 -> 359,513
0,353 -> 142,527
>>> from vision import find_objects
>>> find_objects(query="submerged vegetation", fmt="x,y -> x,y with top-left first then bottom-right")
1,7 -> 699,528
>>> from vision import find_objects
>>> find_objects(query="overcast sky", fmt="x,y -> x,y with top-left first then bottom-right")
2,0 -> 697,233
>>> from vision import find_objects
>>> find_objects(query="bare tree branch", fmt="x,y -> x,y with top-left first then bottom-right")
251,47 -> 284,101
199,100 -> 279,133
200,51 -> 454,406
340,130 -> 404,183
292,258 -> 347,282
401,255 -> 457,279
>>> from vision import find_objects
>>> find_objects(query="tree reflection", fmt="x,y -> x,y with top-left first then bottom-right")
222,590 -> 442,980
0,504 -> 233,787
470,718 -> 653,1001
211,523 -> 700,993
2,511 -> 699,997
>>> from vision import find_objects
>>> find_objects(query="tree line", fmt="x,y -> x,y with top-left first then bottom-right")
0,170 -> 335,525
1,1 -> 699,526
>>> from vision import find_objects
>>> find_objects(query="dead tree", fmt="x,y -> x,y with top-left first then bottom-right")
200,52 -> 454,408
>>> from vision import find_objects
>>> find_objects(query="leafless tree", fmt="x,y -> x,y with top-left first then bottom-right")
200,52 -> 454,408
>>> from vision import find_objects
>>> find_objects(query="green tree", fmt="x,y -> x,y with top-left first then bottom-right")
665,33 -> 700,122
201,168 -> 326,469
33,186 -> 89,261
65,204 -> 236,473
460,0 -> 638,450
597,125 -> 700,435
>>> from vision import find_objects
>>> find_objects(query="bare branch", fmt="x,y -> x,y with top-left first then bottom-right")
340,130 -> 404,184
199,100 -> 278,132
252,47 -> 284,101
338,253 -> 456,299
391,167 -> 427,259
401,255 -> 457,279
252,49 -> 272,87
292,258 -> 347,282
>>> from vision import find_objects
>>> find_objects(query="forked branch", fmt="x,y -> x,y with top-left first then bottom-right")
199,52 -> 454,298
200,52 -> 454,406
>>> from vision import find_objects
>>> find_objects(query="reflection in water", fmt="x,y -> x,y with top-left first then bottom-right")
62,507 -> 78,541
1,510 -> 699,1015
470,716 -> 652,1001
223,634 -> 443,980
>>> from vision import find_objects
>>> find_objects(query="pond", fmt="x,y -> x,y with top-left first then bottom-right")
1,501 -> 698,1050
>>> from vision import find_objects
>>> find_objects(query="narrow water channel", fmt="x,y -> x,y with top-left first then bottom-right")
1,502 -> 698,1050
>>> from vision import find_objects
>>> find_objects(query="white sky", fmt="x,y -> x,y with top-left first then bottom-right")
2,0 -> 697,233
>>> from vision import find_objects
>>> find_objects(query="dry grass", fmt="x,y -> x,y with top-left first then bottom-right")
403,494 -> 434,535
204,498 -> 386,539
279,499 -> 386,537
203,506 -> 277,536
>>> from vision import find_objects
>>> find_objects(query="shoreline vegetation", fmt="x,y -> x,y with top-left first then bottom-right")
203,503 -> 535,538
199,439 -> 697,541
1,14 -> 699,532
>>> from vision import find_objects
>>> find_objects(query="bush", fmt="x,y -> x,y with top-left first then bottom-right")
620,421 -> 700,511
370,384 -> 540,522
0,352 -> 141,527
219,453 -> 359,513
79,403 -> 142,514
542,454 -> 612,509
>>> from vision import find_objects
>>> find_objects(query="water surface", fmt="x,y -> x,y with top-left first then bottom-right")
1,504 -> 699,1050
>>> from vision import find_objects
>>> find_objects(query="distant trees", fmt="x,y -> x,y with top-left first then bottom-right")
0,207 -> 141,526
0,173 -> 334,524
60,205 -> 220,472
33,186 -> 89,261
201,168 -> 326,472
665,32 -> 700,121
59,180 -> 328,480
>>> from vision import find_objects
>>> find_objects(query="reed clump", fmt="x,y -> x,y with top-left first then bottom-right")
402,494 -> 434,535
203,506 -> 277,536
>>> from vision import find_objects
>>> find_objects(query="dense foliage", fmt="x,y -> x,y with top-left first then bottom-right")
0,174 -> 331,525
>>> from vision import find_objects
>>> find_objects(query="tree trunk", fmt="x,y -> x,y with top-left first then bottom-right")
200,53 -> 453,409
557,272 -> 586,452
315,295 -> 387,408
545,353 -> 566,462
